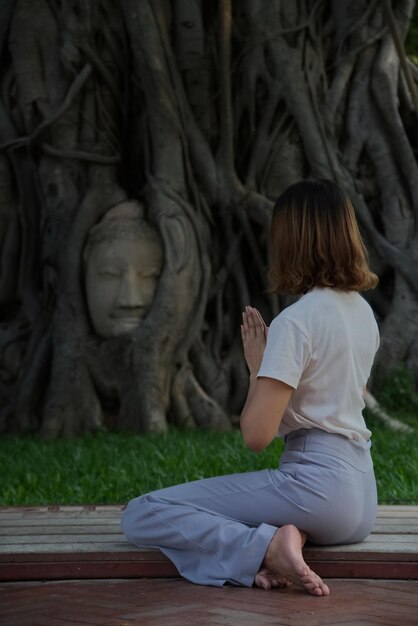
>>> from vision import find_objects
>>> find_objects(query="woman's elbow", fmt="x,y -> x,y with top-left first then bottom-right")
241,428 -> 270,452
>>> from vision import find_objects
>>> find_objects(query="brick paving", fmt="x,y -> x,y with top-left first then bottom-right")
1,577 -> 417,626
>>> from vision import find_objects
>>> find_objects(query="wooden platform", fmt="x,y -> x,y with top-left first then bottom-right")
0,505 -> 417,582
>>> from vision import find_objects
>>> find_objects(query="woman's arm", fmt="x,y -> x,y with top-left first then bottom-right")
240,376 -> 293,452
240,307 -> 293,452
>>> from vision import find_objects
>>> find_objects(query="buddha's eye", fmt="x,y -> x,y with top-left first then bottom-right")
98,268 -> 121,278
140,268 -> 160,278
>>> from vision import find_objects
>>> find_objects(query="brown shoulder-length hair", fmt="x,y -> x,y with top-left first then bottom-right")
268,178 -> 378,294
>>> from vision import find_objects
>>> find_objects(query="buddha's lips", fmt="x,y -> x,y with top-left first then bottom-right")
110,313 -> 145,321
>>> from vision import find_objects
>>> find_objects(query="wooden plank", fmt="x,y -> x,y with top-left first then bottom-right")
2,542 -> 417,559
305,547 -> 418,561
2,532 -> 416,552
0,518 -> 123,527
374,516 -> 418,523
1,519 -> 417,534
2,541 -> 418,562
0,505 -> 123,512
373,522 -> 418,535
0,508 -> 124,522
380,515 -> 418,521
0,505 -> 415,522
0,503 -> 415,513
0,509 -> 123,520
0,560 -> 178,581
0,542 -> 134,554
308,560 -> 418,580
0,533 -> 124,545
375,510 -> 418,518
3,532 -> 415,547
1,504 -> 415,515
0,522 -> 121,542
346,533 -> 418,544
308,535 -> 418,548
376,513 -> 418,526
0,558 -> 416,582
0,518 -> 418,536
0,513 -> 401,522
0,550 -> 167,563
0,516 -> 415,538
3,522 -> 416,536
3,547 -> 417,564
376,506 -> 418,511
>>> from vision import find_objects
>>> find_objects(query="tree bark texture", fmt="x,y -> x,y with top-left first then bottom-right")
0,0 -> 417,436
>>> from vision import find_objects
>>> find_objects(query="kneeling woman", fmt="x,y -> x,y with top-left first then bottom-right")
122,178 -> 379,596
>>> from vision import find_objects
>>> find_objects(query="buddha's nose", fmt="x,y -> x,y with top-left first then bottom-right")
117,273 -> 145,308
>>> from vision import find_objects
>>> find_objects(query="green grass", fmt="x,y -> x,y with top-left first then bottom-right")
365,411 -> 418,504
372,365 -> 418,430
0,429 -> 283,506
0,412 -> 416,506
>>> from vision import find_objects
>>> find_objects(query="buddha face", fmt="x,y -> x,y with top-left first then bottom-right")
85,235 -> 163,337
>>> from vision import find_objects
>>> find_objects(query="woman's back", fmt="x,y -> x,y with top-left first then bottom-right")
258,287 -> 380,441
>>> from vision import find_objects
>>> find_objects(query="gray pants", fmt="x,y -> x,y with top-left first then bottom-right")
121,428 -> 377,587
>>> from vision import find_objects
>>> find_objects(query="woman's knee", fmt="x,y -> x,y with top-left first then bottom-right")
121,494 -> 151,541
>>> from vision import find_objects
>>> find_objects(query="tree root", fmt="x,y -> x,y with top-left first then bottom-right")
365,391 -> 413,433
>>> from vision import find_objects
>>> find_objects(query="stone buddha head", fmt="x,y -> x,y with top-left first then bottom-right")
84,200 -> 163,338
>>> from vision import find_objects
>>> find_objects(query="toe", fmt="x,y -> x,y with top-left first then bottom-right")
255,573 -> 272,590
321,582 -> 331,596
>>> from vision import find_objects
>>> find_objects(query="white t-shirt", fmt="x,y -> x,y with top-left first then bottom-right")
257,287 -> 380,442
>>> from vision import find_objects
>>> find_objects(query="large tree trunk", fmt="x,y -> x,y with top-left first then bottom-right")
0,0 -> 417,436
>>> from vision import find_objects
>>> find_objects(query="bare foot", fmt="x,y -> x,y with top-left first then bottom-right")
261,525 -> 330,597
255,567 -> 292,590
